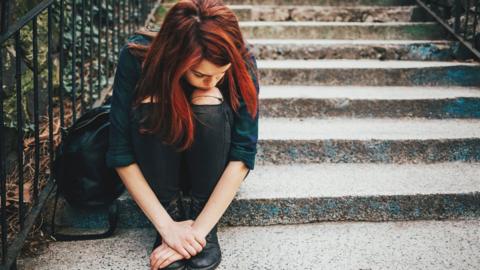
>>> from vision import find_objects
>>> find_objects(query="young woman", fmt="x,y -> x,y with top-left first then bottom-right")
105,0 -> 259,269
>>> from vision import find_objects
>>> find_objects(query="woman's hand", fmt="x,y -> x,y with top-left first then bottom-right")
158,219 -> 206,259
150,242 -> 185,270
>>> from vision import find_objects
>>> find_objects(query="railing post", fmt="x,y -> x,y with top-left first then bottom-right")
453,0 -> 462,33
0,1 -> 159,268
0,0 -> 10,34
0,1 -> 7,265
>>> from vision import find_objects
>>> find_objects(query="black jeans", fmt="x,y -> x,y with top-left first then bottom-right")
130,99 -> 234,206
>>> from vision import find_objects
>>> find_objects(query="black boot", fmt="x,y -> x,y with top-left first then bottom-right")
152,193 -> 188,270
185,196 -> 222,270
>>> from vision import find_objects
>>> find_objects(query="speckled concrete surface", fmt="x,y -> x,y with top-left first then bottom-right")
260,85 -> 480,99
199,0 -> 417,6
152,21 -> 448,41
259,85 -> 480,118
160,5 -> 420,23
257,139 -> 480,165
259,85 -> 480,99
258,117 -> 480,139
53,163 -> 480,228
257,59 -> 480,69
237,163 -> 480,199
18,219 -> 480,270
214,5 -> 419,22
250,39 -> 452,45
249,39 -> 457,61
255,59 -> 480,86
238,21 -> 446,40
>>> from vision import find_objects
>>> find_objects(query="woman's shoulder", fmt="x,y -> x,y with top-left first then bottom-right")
117,30 -> 156,74
117,29 -> 157,71
128,28 -> 157,45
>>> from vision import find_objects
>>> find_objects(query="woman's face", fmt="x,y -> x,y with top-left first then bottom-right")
184,59 -> 231,90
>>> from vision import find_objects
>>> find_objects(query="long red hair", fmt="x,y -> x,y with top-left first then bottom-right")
126,0 -> 258,152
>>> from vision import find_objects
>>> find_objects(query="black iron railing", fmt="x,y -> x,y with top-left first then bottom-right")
0,0 -> 158,269
417,0 -> 480,60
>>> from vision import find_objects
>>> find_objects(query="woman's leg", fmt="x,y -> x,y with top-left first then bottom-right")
182,95 -> 232,270
130,103 -> 183,204
130,103 -> 188,266
184,99 -> 232,200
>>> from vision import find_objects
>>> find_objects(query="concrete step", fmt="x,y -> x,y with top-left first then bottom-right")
160,4 -> 428,22
239,21 -> 447,40
256,59 -> 480,86
231,5 -> 423,22
192,0 -> 417,6
258,85 -> 480,118
50,163 -> 480,228
248,39 -> 474,61
256,117 -> 480,164
17,218 -> 480,269
153,20 -> 447,40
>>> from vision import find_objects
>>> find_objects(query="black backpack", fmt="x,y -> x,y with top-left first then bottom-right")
51,100 -> 125,241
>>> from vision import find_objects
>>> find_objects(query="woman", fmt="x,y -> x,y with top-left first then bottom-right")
105,0 -> 259,269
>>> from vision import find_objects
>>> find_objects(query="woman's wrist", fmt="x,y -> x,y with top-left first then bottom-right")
157,217 -> 175,236
191,222 -> 209,239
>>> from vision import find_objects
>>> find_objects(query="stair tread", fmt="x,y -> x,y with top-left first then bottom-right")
257,59 -> 480,68
248,38 -> 452,45
259,85 -> 480,99
240,21 -> 440,26
258,117 -> 480,140
114,163 -> 479,201
229,4 -> 419,8
236,163 -> 480,199
17,219 -> 480,270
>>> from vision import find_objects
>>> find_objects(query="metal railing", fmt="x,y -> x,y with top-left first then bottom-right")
0,0 -> 158,269
417,0 -> 480,60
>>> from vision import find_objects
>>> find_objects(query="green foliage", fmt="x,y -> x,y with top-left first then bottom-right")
2,0 -> 135,132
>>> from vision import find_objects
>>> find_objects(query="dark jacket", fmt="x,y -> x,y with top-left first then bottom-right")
105,33 -> 259,170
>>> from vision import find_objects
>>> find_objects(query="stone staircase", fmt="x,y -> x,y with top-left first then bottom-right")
18,0 -> 480,269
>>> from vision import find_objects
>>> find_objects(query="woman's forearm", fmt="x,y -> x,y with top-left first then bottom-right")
191,161 -> 249,237
115,163 -> 175,235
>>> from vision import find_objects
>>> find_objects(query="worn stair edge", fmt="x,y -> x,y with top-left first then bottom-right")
52,163 -> 480,228
170,0 -> 418,6
248,39 -> 469,61
255,59 -> 480,86
18,219 -> 480,270
258,85 -> 480,118
208,5 -> 425,23
257,117 -> 480,140
153,20 -> 447,40
255,117 -> 480,164
238,21 -> 447,40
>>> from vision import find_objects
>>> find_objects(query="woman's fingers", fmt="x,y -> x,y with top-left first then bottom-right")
172,243 -> 191,259
185,241 -> 197,256
158,252 -> 184,269
150,244 -> 167,266
194,234 -> 207,248
188,237 -> 204,253
152,249 -> 175,270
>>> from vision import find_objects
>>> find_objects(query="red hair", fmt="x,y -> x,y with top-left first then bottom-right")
126,0 -> 258,152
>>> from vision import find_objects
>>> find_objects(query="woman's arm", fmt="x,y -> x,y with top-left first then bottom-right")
150,162 -> 250,270
115,163 -> 206,258
191,160 -> 249,237
190,48 -> 259,236
115,163 -> 175,235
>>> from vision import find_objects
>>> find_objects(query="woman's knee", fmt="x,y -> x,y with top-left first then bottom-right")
190,87 -> 223,105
